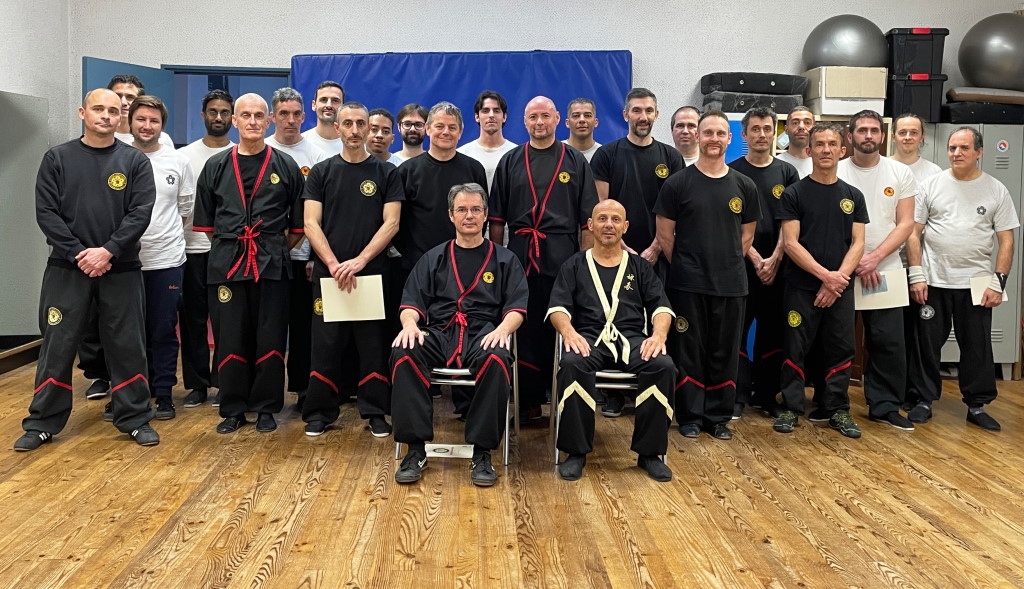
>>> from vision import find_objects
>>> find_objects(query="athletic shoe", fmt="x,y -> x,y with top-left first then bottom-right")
731,402 -> 744,420
470,451 -> 498,487
305,420 -> 329,436
678,423 -> 701,438
638,455 -> 672,482
773,410 -> 798,433
85,379 -> 110,400
967,410 -> 1001,431
870,411 -> 915,431
557,453 -> 586,481
710,423 -> 733,440
14,430 -> 52,452
829,412 -> 861,438
102,402 -> 114,422
211,392 -> 221,407
256,413 -> 277,433
130,424 -> 160,446
601,392 -> 625,418
155,397 -> 176,420
807,407 -> 832,422
369,416 -> 392,438
183,389 -> 207,408
395,450 -> 427,484
216,415 -> 247,434
907,403 -> 932,424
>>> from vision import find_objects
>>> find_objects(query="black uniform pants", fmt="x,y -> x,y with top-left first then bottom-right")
737,276 -> 784,407
287,259 -> 313,393
669,290 -> 744,428
209,279 -> 289,417
556,334 -> 675,456
76,303 -> 108,381
780,286 -> 854,414
911,287 -> 998,407
180,251 -> 215,392
519,273 -> 556,408
903,300 -> 926,407
143,265 -> 184,397
860,307 -> 907,416
25,266 -> 154,434
391,327 -> 512,450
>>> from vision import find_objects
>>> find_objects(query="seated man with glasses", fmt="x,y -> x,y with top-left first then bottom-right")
391,183 -> 528,487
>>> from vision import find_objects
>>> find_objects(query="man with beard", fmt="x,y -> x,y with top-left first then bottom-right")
366,108 -> 404,166
490,96 -> 598,419
563,98 -> 601,162
776,107 -> 814,178
458,91 -> 517,192
670,106 -> 700,166
655,110 -> 759,441
178,90 -> 234,408
392,103 -> 428,163
108,74 -> 175,149
836,110 -> 917,431
301,81 -> 344,155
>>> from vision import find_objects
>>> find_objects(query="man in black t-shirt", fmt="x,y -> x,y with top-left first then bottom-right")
774,123 -> 868,438
654,110 -> 760,441
303,102 -> 405,438
728,107 -> 800,418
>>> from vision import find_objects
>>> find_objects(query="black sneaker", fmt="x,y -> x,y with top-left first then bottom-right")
967,410 -> 1001,431
557,453 -> 586,481
773,410 -> 798,433
256,413 -> 277,432
731,402 -> 744,420
369,416 -> 393,438
907,403 -> 932,424
710,423 -> 733,440
183,389 -> 207,408
211,392 -> 221,407
870,411 -> 915,431
807,407 -> 832,422
102,402 -> 114,422
85,379 -> 110,400
829,411 -> 861,438
305,420 -> 329,436
216,415 -> 247,434
601,392 -> 625,418
155,397 -> 176,420
678,423 -> 700,438
131,424 -> 160,446
470,451 -> 498,487
637,455 -> 672,482
395,450 -> 427,484
14,430 -> 52,451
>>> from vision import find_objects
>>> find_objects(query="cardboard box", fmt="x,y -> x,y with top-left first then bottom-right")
805,98 -> 886,116
803,66 -> 888,100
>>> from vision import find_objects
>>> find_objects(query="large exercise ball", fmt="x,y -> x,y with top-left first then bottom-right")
802,15 -> 888,70
959,13 -> 1024,92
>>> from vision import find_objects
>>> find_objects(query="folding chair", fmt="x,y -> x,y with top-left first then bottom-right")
395,335 -> 519,466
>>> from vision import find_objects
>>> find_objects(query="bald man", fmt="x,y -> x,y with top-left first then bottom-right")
16,89 -> 159,451
193,93 -> 306,434
547,199 -> 676,482
490,96 -> 599,418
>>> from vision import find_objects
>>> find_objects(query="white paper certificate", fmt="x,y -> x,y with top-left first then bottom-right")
319,275 -> 386,322
854,269 -> 909,310
970,275 -> 1009,306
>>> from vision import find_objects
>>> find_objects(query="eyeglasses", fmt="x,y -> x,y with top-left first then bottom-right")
400,121 -> 425,130
205,110 -> 232,119
453,206 -> 485,216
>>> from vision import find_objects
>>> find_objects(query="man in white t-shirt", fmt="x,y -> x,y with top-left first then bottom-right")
776,106 -> 814,178
392,103 -> 428,163
366,108 -> 404,166
836,110 -> 918,430
563,97 -> 601,162
669,106 -> 699,166
300,81 -> 344,155
890,113 -> 942,184
177,89 -> 235,408
457,90 -> 517,191
266,87 -> 329,407
907,127 -> 1019,431
108,74 -> 175,149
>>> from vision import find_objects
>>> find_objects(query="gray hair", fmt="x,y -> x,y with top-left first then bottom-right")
447,183 -> 488,212
427,101 -> 464,129
949,126 -> 983,150
271,87 -> 303,110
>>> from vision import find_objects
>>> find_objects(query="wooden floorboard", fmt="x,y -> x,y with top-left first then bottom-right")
1,362 -> 1023,588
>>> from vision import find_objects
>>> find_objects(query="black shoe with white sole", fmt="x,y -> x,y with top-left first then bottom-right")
869,411 -> 914,431
14,430 -> 53,452
85,379 -> 110,400
369,416 -> 393,438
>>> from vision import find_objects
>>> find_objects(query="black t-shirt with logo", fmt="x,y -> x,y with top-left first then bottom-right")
653,165 -> 760,296
776,177 -> 870,292
728,156 -> 800,257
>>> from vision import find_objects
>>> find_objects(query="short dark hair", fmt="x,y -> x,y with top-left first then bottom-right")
397,103 -> 428,122
315,81 -> 345,101
447,183 -> 488,212
271,87 -> 303,110
741,107 -> 777,131
368,108 -> 395,127
848,110 -> 884,132
698,109 -> 729,127
949,126 -> 983,150
202,89 -> 234,111
670,106 -> 700,129
808,122 -> 844,143
340,101 -> 368,116
624,88 -> 657,110
128,95 -> 168,127
474,91 -> 508,116
107,74 -> 145,94
566,97 -> 596,114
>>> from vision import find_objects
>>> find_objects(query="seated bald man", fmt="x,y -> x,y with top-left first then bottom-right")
547,199 -> 676,482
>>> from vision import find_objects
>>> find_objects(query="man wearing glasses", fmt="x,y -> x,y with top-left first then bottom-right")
392,104 -> 428,163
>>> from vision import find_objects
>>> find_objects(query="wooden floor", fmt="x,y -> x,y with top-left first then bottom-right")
1,364 -> 1022,589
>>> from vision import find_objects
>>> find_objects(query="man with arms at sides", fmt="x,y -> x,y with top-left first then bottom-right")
773,123 -> 868,439
563,97 -> 601,162
490,96 -> 598,419
366,108 -> 404,167
15,89 -> 159,451
728,107 -> 800,419
669,106 -> 700,166
392,183 -> 527,487
193,93 -> 306,434
776,106 -> 815,178
655,110 -> 759,441
458,90 -> 517,192
302,102 -> 404,438
108,74 -> 175,149
548,199 -> 676,482
392,103 -> 428,164
301,81 -> 344,156
906,127 -> 1018,431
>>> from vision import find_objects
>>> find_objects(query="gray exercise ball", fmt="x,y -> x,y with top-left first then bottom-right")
959,13 -> 1024,92
802,14 -> 888,69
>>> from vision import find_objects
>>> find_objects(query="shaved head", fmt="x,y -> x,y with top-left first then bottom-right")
83,88 -> 118,107
524,95 -> 556,115
593,199 -> 626,220
235,93 -> 268,113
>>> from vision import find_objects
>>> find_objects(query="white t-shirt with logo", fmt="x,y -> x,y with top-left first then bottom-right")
838,156 -> 918,271
177,139 -> 235,253
776,151 -> 812,178
266,135 -> 329,260
457,138 -> 517,191
301,128 -> 342,157
139,146 -> 194,270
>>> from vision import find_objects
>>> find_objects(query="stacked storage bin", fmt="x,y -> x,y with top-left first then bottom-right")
700,72 -> 808,114
885,28 -> 949,121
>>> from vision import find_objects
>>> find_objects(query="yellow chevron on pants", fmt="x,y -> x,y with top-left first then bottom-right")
636,385 -> 673,421
558,380 -> 596,415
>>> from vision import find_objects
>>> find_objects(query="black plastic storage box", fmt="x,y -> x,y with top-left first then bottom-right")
886,74 -> 947,122
886,28 -> 948,75
942,102 -> 1024,124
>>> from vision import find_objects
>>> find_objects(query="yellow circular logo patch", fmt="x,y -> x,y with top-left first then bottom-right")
107,173 -> 127,190
217,285 -> 232,303
884,186 -> 895,197
46,307 -> 62,326
482,272 -> 495,284
313,298 -> 323,316
840,199 -> 854,214
301,166 -> 310,176
772,184 -> 785,199
787,310 -> 802,327
360,180 -> 377,196
270,173 -> 280,184
675,316 -> 689,332
558,172 -> 571,184
728,197 -> 743,213
655,164 -> 669,179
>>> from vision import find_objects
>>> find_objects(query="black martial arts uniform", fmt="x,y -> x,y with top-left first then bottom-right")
548,250 -> 676,456
391,240 -> 528,449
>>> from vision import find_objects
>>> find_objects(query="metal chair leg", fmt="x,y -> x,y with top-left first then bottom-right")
395,441 -> 401,460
